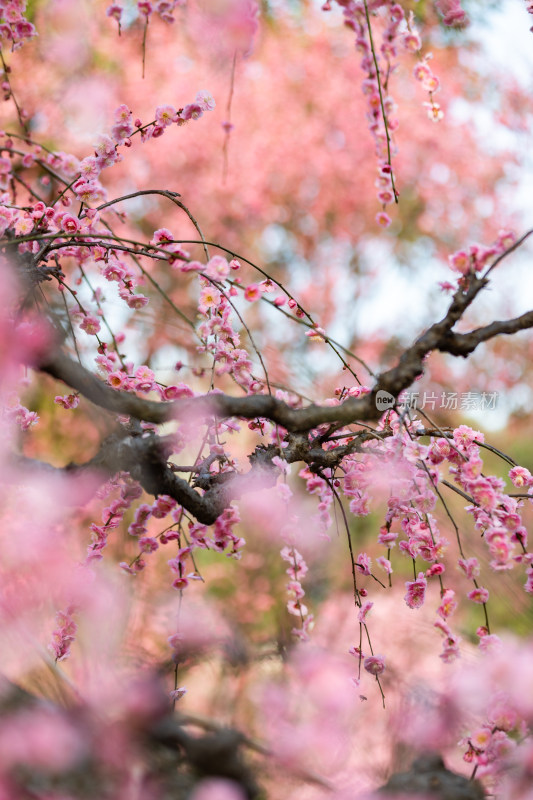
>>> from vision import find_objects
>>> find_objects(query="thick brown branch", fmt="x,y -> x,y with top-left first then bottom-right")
377,275 -> 487,397
38,349 -> 378,430
438,310 -> 533,357
40,350 -> 175,423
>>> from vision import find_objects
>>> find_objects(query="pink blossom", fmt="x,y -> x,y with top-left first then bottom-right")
375,211 -> 391,228
272,455 -> 291,475
458,557 -> 480,580
422,101 -> 443,122
13,19 -> 37,41
114,103 -> 131,122
440,633 -> 461,662
305,326 -> 326,342
135,365 -> 155,392
138,536 -> 159,553
358,600 -> 373,623
54,394 -> 80,409
356,552 -> 372,576
509,465 -> 532,488
14,214 -> 33,235
94,133 -> 116,157
470,479 -> 498,510
363,655 -> 385,676
195,90 -> 216,111
138,1 -> 153,16
49,609 -> 77,662
287,598 -> 308,616
437,589 -> 457,619
205,255 -> 230,280
181,103 -> 204,121
111,120 -> 134,141
468,587 -> 489,604
60,213 -> 80,234
108,370 -> 128,389
172,575 -> 189,590
0,205 -> 14,235
155,104 -> 177,127
0,156 -> 12,175
79,156 -> 100,179
102,261 -> 126,282
454,424 -> 483,450
403,31 -> 421,51
74,180 -> 102,206
376,556 -> 392,574
435,0 -> 467,26
152,227 -> 178,248
152,496 -> 176,519
377,526 -> 397,547
404,573 -> 427,609
79,314 -> 101,335
244,283 -> 260,302
477,633 -> 501,652
448,249 -> 471,274
127,294 -> 149,310
199,285 -> 221,314
106,4 -> 123,21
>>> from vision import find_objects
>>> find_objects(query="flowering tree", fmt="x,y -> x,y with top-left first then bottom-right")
1,0 -> 533,798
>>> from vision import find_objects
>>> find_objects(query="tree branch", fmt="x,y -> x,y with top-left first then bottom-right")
438,310 -> 533,357
28,267 -> 532,523
35,275 -> 495,433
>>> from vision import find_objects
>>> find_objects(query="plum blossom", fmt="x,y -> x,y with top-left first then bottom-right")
244,283 -> 260,302
364,655 -> 385,676
405,573 -> 427,609
60,213 -> 81,234
54,394 -> 80,410
468,587 -> 489,604
509,466 -> 532,488
79,314 -> 101,335
358,600 -> 373,623
195,90 -> 216,111
356,552 -> 372,576
155,104 -> 177,127
436,0 -> 467,26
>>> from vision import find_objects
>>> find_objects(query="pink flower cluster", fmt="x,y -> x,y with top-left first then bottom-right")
49,607 -> 77,661
448,230 -> 516,276
335,412 -> 533,666
280,545 -> 314,640
413,55 -> 444,122
0,0 -> 37,49
87,474 -> 143,564
123,495 -> 243,590
98,345 -> 197,401
329,1 -> 403,227
69,93 -> 215,208
299,465 -> 334,535
435,0 -> 468,27
196,272 -> 257,392
106,0 -> 185,31
6,402 -> 39,430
